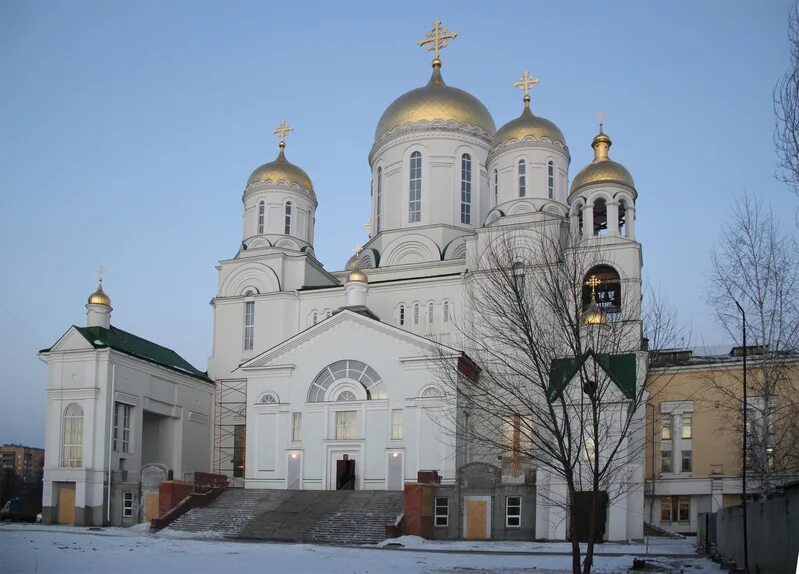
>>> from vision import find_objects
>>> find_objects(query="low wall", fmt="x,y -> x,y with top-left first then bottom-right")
716,486 -> 799,574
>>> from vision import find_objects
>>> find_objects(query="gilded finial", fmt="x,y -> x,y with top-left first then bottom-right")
418,20 -> 457,67
88,265 -> 112,307
274,120 -> 294,149
353,245 -> 364,257
591,113 -> 611,160
597,111 -> 606,134
514,70 -> 540,107
97,265 -> 105,284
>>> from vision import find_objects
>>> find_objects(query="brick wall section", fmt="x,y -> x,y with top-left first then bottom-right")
399,470 -> 439,539
158,481 -> 193,519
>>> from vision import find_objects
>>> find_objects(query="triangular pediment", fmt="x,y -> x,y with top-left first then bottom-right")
41,326 -> 94,354
239,309 -> 462,371
549,349 -> 638,401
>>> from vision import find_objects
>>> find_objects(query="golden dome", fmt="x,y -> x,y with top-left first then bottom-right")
581,300 -> 607,326
87,281 -> 111,307
570,129 -> 635,194
246,144 -> 314,194
345,254 -> 368,283
492,97 -> 566,148
375,63 -> 495,141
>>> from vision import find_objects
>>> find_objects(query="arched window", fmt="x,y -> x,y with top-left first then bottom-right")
307,359 -> 387,402
512,262 -> 525,293
413,303 -> 420,325
376,167 -> 383,233
442,300 -> 450,323
494,169 -> 499,204
618,199 -> 627,237
399,304 -> 406,326
420,386 -> 443,398
243,301 -> 255,351
312,312 -> 318,325
547,161 -> 555,199
336,390 -> 357,402
257,201 -> 265,234
518,160 -> 526,197
259,393 -> 278,404
62,403 -> 84,468
460,154 -> 472,224
284,201 -> 292,235
409,151 -> 422,222
583,265 -> 622,322
574,203 -> 585,238
593,198 -> 608,237
427,302 -> 434,324
325,310 -> 331,318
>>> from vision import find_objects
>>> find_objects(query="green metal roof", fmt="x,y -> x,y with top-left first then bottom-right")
43,325 -> 211,383
549,350 -> 637,401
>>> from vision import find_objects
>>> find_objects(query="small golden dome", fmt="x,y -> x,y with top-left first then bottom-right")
492,97 -> 566,148
345,254 -> 368,283
581,300 -> 607,326
570,128 -> 635,194
246,144 -> 314,194
375,63 -> 495,141
87,281 -> 111,307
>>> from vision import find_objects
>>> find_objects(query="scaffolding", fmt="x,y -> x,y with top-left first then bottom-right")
213,378 -> 247,487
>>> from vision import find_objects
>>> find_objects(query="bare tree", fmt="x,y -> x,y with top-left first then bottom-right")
774,1 -> 799,197
707,195 -> 799,495
434,225 -> 682,574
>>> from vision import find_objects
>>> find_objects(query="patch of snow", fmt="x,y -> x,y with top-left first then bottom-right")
156,528 -> 226,540
127,522 -> 151,535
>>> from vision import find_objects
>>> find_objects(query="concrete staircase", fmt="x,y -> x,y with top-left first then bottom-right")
163,489 -> 403,544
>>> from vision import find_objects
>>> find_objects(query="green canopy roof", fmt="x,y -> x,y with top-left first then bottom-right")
549,350 -> 637,401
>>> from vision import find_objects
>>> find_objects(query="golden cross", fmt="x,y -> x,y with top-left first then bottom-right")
514,70 -> 540,98
97,265 -> 105,283
597,111 -> 606,133
273,121 -> 294,145
585,275 -> 602,296
353,245 -> 363,257
418,20 -> 457,62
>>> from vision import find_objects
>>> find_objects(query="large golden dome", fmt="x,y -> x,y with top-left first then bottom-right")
570,130 -> 635,194
492,97 -> 566,148
246,145 -> 314,194
375,63 -> 495,141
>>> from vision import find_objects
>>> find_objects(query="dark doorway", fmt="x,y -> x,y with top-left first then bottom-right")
336,458 -> 355,490
568,491 -> 608,542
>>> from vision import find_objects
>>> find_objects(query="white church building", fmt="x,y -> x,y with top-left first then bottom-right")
207,22 -> 645,541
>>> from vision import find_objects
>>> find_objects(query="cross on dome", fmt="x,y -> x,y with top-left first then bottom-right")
96,265 -> 105,283
418,20 -> 457,66
597,111 -> 606,133
274,120 -> 294,149
514,70 -> 540,98
585,275 -> 602,296
353,245 -> 364,257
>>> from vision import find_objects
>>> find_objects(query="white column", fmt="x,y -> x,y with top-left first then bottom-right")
626,205 -> 636,239
582,203 -> 594,239
607,201 -> 620,236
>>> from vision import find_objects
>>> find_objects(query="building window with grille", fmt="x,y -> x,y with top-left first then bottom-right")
661,414 -> 672,440
243,301 -> 255,350
122,492 -> 134,518
660,496 -> 672,522
547,160 -> 555,199
62,403 -> 84,468
257,200 -> 265,234
335,411 -> 357,440
409,151 -> 422,222
506,496 -> 522,527
460,153 -> 472,224
681,414 -> 692,439
678,496 -> 690,521
376,167 -> 382,233
284,201 -> 292,235
391,409 -> 403,440
292,412 -> 302,442
399,305 -> 405,326
442,301 -> 450,323
427,302 -> 434,324
661,449 -> 672,473
518,160 -> 526,197
113,403 -> 131,453
681,450 -> 692,473
435,497 -> 449,527
413,303 -> 420,325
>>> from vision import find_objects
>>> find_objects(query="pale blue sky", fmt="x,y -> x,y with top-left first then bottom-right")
1,1 -> 796,446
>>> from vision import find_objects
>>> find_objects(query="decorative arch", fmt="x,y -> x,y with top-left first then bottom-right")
419,385 -> 444,398
62,403 -> 84,468
307,359 -> 387,402
484,208 -> 505,226
274,237 -> 301,251
507,200 -> 536,215
219,263 -> 281,297
258,392 -> 279,404
247,238 -> 271,249
442,236 -> 467,260
382,234 -> 441,267
583,264 -> 622,322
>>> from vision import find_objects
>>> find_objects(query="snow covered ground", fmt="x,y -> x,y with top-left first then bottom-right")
0,523 -> 724,574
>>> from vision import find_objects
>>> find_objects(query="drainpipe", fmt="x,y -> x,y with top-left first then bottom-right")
107,363 -> 116,523
646,401 -> 655,555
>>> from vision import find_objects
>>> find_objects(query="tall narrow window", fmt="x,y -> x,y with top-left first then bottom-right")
518,160 -> 526,197
257,201 -> 265,234
413,303 -> 420,325
292,412 -> 302,442
62,403 -> 84,468
376,167 -> 383,233
391,409 -> 403,440
312,312 -> 318,325
122,492 -> 134,518
547,161 -> 555,199
512,262 -> 525,293
427,302 -> 434,324
681,414 -> 692,439
244,301 -> 255,350
494,169 -> 499,203
661,449 -> 673,473
435,497 -> 449,527
681,450 -> 692,472
284,201 -> 292,235
660,496 -> 672,522
399,305 -> 405,326
113,403 -> 131,453
506,496 -> 522,527
409,151 -> 422,222
661,414 -> 673,440
442,301 -> 450,323
460,153 -> 472,224
233,425 -> 245,478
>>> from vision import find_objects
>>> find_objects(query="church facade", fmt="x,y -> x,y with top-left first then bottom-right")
208,23 -> 644,540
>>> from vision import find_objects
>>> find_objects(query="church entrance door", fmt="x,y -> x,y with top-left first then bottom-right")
336,457 -> 356,490
464,495 -> 491,539
57,483 -> 75,524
